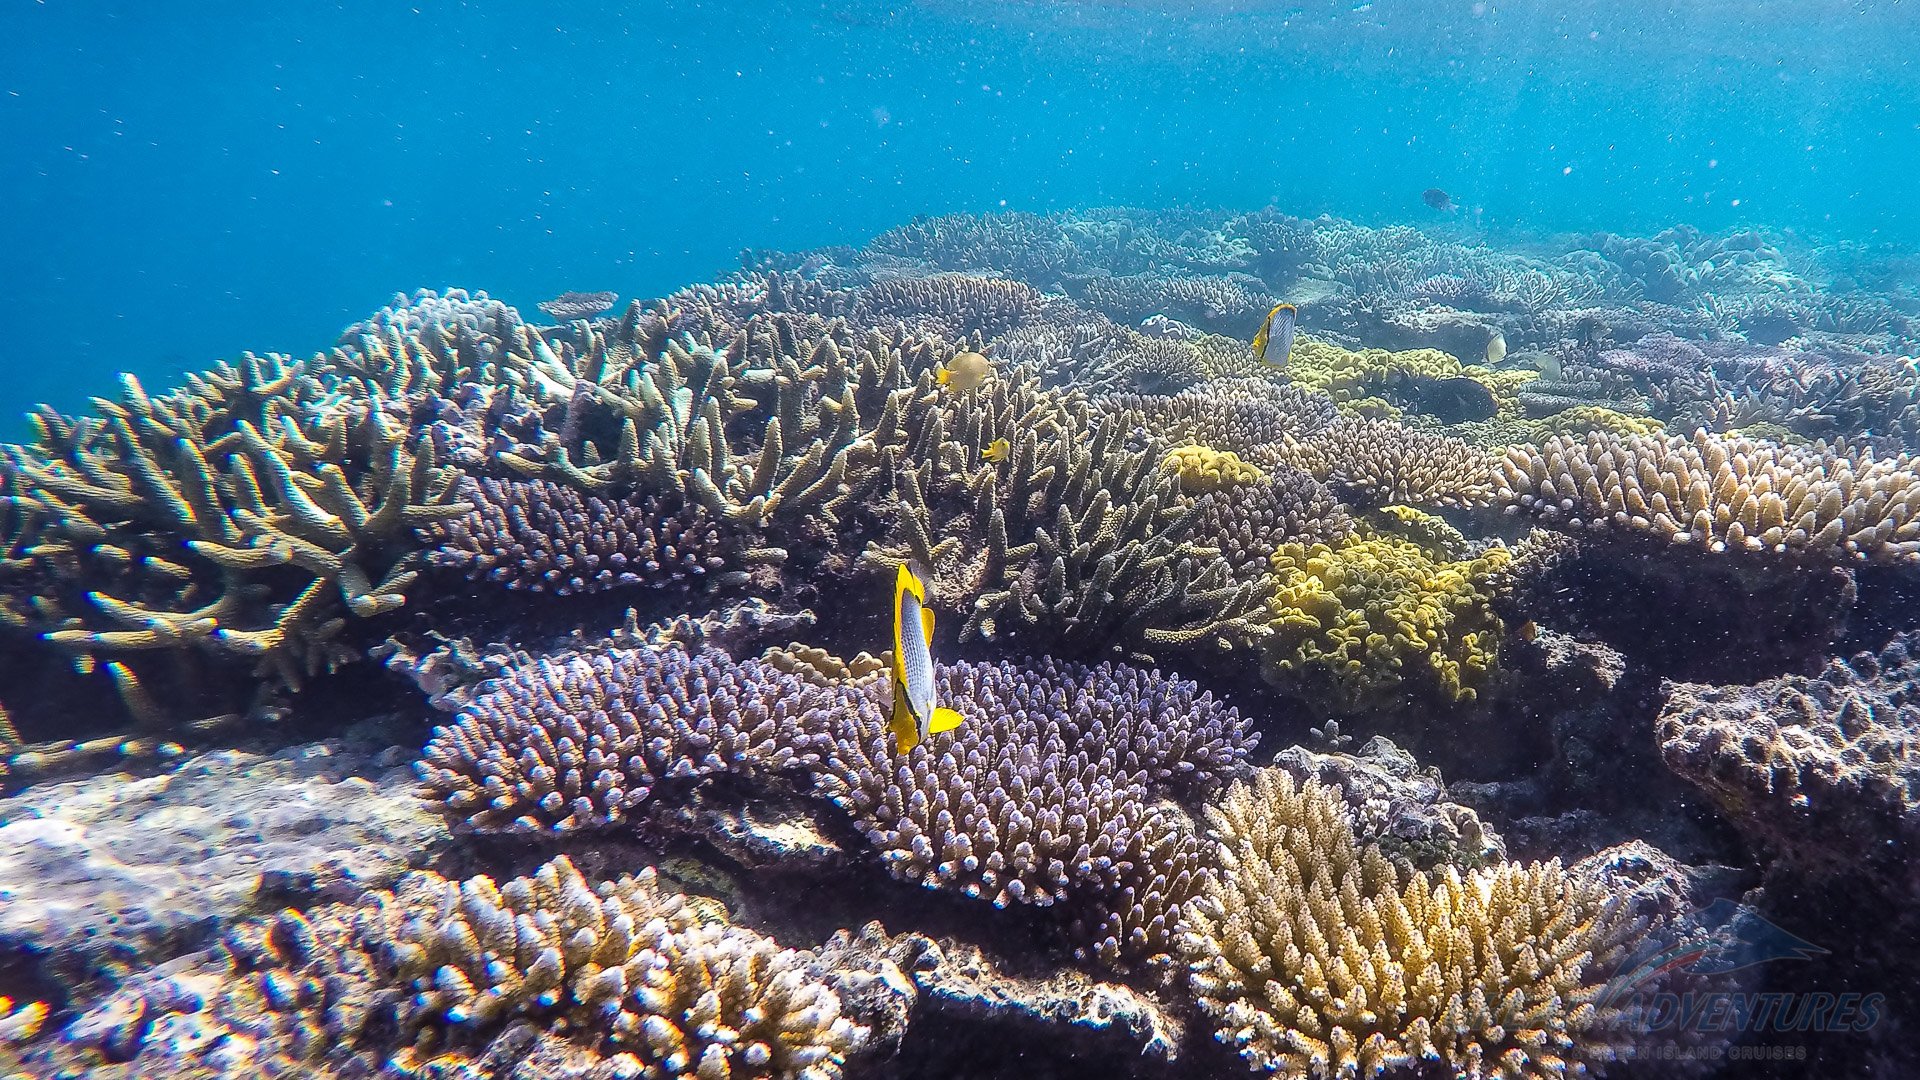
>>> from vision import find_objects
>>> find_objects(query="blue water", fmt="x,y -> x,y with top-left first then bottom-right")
4,0 -> 1917,414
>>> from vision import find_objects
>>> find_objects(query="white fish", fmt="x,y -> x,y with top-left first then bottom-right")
1486,330 -> 1507,366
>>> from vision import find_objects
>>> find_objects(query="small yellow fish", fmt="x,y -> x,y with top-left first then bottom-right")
983,438 -> 1010,463
1251,303 -> 1298,364
889,563 -> 964,753
936,351 -> 993,392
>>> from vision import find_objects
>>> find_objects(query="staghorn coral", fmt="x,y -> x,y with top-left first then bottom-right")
1260,527 -> 1510,712
425,476 -> 754,596
37,856 -> 870,1079
1657,633 -> 1920,886
1496,429 -> 1920,562
816,656 -> 1256,966
1162,444 -> 1265,494
416,640 -> 837,832
870,367 -> 1269,660
1178,769 -> 1654,1079
0,360 -> 470,702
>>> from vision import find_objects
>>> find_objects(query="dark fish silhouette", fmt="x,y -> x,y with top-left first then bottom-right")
1378,371 -> 1498,424
1422,188 -> 1455,212
538,290 -> 618,322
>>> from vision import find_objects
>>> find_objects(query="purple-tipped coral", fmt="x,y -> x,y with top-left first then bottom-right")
416,642 -> 837,831
425,476 -> 738,595
817,657 -> 1256,962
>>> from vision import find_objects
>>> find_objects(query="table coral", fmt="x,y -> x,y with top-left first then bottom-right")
1259,527 -> 1510,713
1178,769 -> 1653,1079
416,640 -> 841,832
1496,428 -> 1920,563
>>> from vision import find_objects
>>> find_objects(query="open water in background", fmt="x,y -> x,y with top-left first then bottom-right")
2,0 -> 1917,414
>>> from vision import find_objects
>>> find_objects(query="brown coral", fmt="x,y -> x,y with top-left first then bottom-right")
1178,769 -> 1653,1079
1496,429 -> 1920,562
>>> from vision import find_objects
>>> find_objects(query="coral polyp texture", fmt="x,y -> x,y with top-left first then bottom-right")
818,656 -> 1258,965
12,204 -> 1920,1077
427,476 -> 744,595
1260,528 -> 1510,712
1178,769 -> 1652,1079
1498,428 -> 1920,562
1657,632 -> 1920,885
417,640 -> 836,831
35,856 -> 870,1079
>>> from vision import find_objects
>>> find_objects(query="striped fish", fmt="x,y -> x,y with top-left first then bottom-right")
889,562 -> 964,753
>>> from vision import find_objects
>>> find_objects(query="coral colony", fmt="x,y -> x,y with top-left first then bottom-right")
3,206 -> 1919,1078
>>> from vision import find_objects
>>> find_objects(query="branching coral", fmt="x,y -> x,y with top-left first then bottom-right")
1496,429 -> 1920,562
1282,416 -> 1497,509
39,856 -> 871,1079
817,656 -> 1256,965
1,361 -> 470,701
426,476 -> 757,596
869,368 -> 1269,660
1186,466 -> 1355,580
1260,527 -> 1510,712
1178,769 -> 1652,1079
1103,378 -> 1341,471
416,641 -> 838,831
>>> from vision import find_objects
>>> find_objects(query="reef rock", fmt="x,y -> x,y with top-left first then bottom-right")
0,736 -> 446,990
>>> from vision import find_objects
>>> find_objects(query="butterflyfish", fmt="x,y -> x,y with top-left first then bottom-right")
936,351 -> 993,392
1251,303 -> 1297,365
983,437 -> 1010,463
889,562 -> 964,753
1486,330 -> 1507,366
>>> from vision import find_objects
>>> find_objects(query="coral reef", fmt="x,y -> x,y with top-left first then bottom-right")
1178,769 -> 1658,1079
1259,528 -> 1511,712
34,856 -> 874,1079
416,640 -> 837,832
426,476 -> 750,596
1497,429 -> 1920,562
11,205 -> 1920,1080
818,656 -> 1257,966
1657,633 -> 1920,888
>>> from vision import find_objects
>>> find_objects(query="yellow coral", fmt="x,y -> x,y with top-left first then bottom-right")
1286,340 -> 1537,421
1162,444 -> 1265,493
1180,770 -> 1655,1079
1261,526 -> 1508,711
1532,405 -> 1665,439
